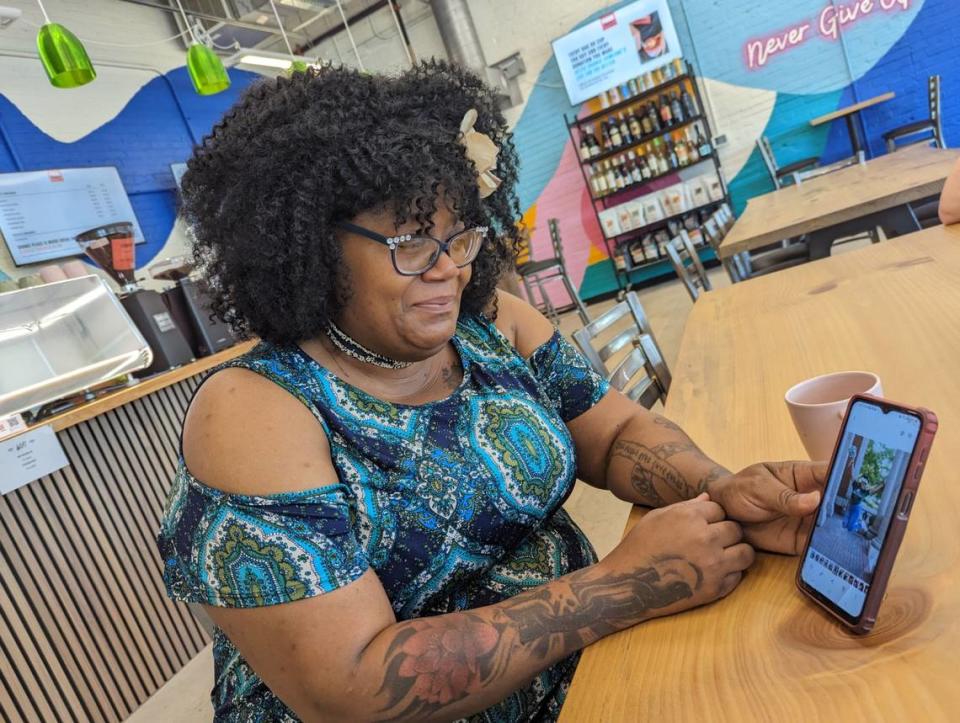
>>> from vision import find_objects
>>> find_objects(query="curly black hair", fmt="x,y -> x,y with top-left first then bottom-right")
179,60 -> 521,345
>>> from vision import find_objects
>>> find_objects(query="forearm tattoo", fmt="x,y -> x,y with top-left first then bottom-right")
611,415 -> 730,506
373,556 -> 701,721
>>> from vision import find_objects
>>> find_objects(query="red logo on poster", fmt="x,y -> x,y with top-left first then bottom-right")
48,170 -> 64,183
600,13 -> 617,30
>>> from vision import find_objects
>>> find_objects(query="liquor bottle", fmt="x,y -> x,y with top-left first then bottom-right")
675,133 -> 689,166
613,158 -> 626,190
673,58 -> 684,78
600,123 -> 611,150
604,160 -> 617,191
640,106 -> 654,135
579,130 -> 592,161
642,72 -> 652,90
696,124 -> 712,157
667,137 -> 679,170
681,86 -> 697,119
588,128 -> 602,157
647,102 -> 661,133
638,149 -> 652,180
627,109 -> 643,140
620,82 -> 631,100
652,139 -> 667,175
609,86 -> 621,104
627,78 -> 639,97
589,164 -> 603,196
686,128 -> 700,163
660,94 -> 673,127
593,163 -> 608,198
599,90 -> 610,109
670,91 -> 685,125
627,151 -> 643,183
618,113 -> 632,146
609,117 -> 622,148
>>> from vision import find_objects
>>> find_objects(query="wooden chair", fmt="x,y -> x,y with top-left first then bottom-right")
665,229 -> 712,302
516,219 -> 590,325
883,75 -> 944,153
572,292 -> 671,408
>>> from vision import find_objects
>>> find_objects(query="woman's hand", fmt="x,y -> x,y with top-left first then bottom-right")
706,461 -> 828,555
603,494 -> 755,619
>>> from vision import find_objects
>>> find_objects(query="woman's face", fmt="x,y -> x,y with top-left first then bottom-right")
335,201 -> 473,361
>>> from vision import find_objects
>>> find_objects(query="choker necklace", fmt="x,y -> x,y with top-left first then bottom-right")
325,321 -> 412,369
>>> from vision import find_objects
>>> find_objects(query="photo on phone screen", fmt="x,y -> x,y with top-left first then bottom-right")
800,400 -> 921,620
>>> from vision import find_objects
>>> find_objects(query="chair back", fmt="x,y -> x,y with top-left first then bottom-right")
515,225 -> 532,267
756,136 -> 781,188
665,229 -> 712,301
547,218 -> 566,264
929,75 -> 944,146
572,292 -> 670,408
716,202 -> 735,232
704,214 -> 742,283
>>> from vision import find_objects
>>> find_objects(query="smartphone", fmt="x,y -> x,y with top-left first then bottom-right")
796,394 -> 937,634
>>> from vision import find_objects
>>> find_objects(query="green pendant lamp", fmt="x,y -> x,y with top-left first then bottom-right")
35,1 -> 95,88
176,0 -> 230,95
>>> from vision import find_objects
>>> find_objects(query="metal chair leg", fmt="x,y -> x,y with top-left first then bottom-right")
559,270 -> 590,325
535,277 -> 559,326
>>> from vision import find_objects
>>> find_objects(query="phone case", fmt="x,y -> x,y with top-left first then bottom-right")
796,393 -> 938,634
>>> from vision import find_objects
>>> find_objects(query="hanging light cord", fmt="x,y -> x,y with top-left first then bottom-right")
174,0 -> 199,45
335,0 -> 365,72
34,0 -> 50,24
268,0 -> 296,58
20,13 -> 194,47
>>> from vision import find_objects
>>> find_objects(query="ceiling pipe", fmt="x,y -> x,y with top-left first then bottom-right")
429,0 -> 488,81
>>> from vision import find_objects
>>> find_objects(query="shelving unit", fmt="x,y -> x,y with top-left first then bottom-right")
565,60 -> 731,294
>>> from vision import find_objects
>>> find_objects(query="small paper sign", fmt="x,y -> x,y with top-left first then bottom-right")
0,425 -> 69,495
0,413 -> 27,441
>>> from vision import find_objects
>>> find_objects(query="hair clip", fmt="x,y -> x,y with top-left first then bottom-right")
459,108 -> 502,198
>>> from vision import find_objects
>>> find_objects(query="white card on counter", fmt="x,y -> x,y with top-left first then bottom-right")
0,425 -> 69,495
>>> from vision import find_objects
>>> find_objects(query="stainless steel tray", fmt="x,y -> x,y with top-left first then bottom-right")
0,275 -> 152,417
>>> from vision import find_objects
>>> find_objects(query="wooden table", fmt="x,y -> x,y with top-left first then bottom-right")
562,225 -> 960,722
810,91 -> 895,157
718,145 -> 960,259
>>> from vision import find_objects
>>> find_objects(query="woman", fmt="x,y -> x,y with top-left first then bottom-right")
158,61 -> 825,722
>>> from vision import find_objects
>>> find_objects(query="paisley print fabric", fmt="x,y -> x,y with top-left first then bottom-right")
157,315 -> 610,721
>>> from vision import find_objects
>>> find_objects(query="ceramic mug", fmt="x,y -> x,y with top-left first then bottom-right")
784,371 -> 883,461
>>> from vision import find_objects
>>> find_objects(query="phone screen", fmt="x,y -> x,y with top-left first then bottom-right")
799,399 -> 921,620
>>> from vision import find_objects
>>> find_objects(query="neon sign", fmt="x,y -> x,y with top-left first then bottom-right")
744,0 -> 911,70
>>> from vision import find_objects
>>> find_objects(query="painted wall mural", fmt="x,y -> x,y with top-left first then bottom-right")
515,0 -> 958,302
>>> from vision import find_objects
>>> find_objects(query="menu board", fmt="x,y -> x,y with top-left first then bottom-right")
552,0 -> 682,105
0,167 -> 145,267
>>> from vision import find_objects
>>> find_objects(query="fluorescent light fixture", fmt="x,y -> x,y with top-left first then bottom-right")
224,49 -> 321,72
238,54 -> 293,69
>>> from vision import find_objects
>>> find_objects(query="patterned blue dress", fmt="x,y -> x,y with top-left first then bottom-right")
158,314 -> 610,721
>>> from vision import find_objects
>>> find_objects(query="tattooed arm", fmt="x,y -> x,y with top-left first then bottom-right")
566,388 -> 730,507
207,495 -> 751,722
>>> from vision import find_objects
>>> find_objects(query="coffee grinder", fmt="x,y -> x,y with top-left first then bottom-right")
75,223 -> 195,376
151,256 -> 235,358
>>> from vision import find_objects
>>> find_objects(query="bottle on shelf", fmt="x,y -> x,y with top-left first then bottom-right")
589,163 -> 603,196
613,157 -> 626,190
675,133 -> 689,166
579,130 -> 592,161
627,78 -> 639,97
696,123 -> 712,157
599,90 -> 610,109
647,102 -> 662,133
686,127 -> 700,163
588,128 -> 601,157
608,117 -> 622,148
670,91 -> 685,125
627,150 -> 643,184
652,139 -> 669,175
640,105 -> 654,135
597,163 -> 610,195
659,94 -> 673,127
600,123 -> 611,150
681,86 -> 697,119
627,109 -> 643,141
666,136 -> 679,170
618,113 -> 632,146
609,86 -> 622,105
604,160 -> 617,192
673,58 -> 684,78
639,149 -> 652,180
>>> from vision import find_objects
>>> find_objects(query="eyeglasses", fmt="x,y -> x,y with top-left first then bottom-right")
337,221 -> 488,276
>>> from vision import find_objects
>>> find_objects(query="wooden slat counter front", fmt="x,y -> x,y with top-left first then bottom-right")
0,341 -> 253,722
562,225 -> 960,722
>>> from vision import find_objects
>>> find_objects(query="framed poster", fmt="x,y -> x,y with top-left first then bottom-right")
552,0 -> 682,105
